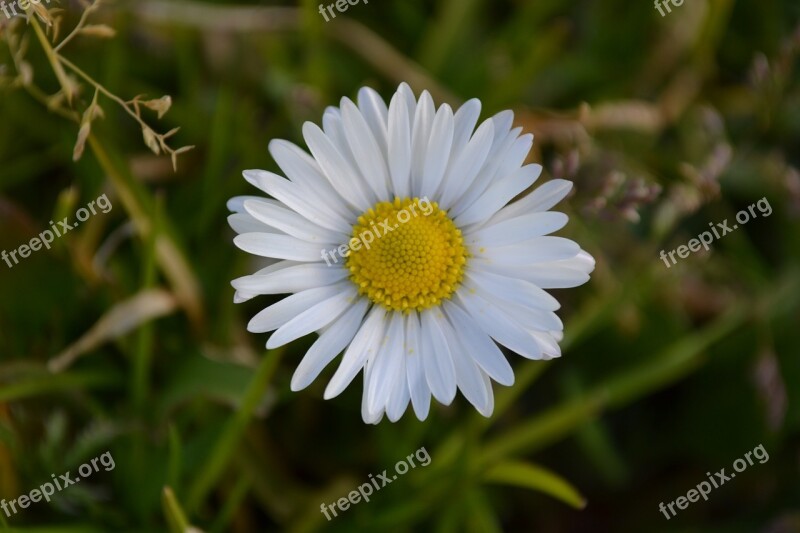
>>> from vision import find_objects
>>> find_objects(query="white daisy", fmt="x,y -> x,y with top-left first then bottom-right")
229,83 -> 594,424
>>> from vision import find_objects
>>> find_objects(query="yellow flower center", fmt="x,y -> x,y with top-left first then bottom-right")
346,197 -> 468,312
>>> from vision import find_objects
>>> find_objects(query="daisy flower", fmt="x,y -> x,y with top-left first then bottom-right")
229,83 -> 594,424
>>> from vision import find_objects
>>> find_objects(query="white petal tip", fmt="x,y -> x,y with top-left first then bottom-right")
266,337 -> 283,350
324,379 -> 348,400
242,169 -> 264,185
322,388 -> 339,401
498,375 -> 515,387
290,374 -> 310,392
233,291 -> 252,304
301,121 -> 318,136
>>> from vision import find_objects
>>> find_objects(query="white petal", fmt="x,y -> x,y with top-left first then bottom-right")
571,249 -> 596,272
231,263 -> 348,295
421,310 -> 457,404
232,260 -> 295,303
386,343 -> 410,422
227,195 -> 265,213
490,180 -> 574,226
449,127 -> 524,216
493,301 -> 564,335
474,236 -> 581,264
341,98 -> 391,200
469,250 -> 594,288
227,213 -> 273,235
242,170 -> 351,233
322,107 -> 362,179
358,87 -> 389,158
465,212 -> 569,247
405,314 -> 430,420
387,91 -> 413,198
464,269 -> 560,311
244,199 -> 348,244
247,282 -> 348,333
450,98 -> 482,161
266,286 -> 358,349
251,260 -> 301,275
437,118 -> 495,209
529,330 -> 562,359
268,139 -> 321,190
302,122 -> 374,210
479,371 -> 495,417
456,291 -> 543,360
367,312 -> 404,413
290,297 -> 369,391
268,139 -> 356,219
450,111 -> 520,216
410,91 -> 435,193
419,104 -> 454,199
361,371 -> 384,425
443,301 -> 515,386
325,306 -> 387,399
397,82 -> 417,128
523,178 -> 574,212
440,318 -> 492,416
491,110 -> 515,139
494,133 -> 533,181
516,265 -> 591,289
234,291 -> 253,304
234,233 -> 333,262
454,164 -> 542,227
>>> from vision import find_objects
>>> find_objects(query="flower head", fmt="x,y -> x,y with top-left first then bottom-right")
229,83 -> 594,423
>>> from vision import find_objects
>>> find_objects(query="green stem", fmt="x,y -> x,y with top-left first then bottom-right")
132,196 -> 160,413
162,486 -> 191,533
478,304 -> 748,466
186,348 -> 284,513
210,473 -> 252,533
57,55 -> 145,127
87,135 -> 205,329
417,0 -> 481,75
53,0 -> 99,53
28,15 -> 75,103
0,370 -> 119,402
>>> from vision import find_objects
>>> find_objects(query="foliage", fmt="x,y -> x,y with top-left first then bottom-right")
0,0 -> 798,531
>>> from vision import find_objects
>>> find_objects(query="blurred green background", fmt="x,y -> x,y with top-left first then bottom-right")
1,0 -> 799,531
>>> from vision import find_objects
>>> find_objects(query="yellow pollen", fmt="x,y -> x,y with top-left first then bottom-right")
346,197 -> 468,312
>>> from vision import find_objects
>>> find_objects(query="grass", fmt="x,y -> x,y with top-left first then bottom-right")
0,0 -> 799,531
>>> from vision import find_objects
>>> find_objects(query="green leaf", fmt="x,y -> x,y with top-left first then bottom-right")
162,486 -> 190,533
186,348 -> 285,513
0,368 -> 121,403
483,460 -> 587,509
465,489 -> 504,533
